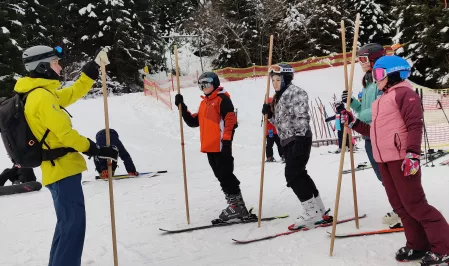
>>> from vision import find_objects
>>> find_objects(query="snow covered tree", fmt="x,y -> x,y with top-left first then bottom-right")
350,0 -> 393,46
75,0 -> 163,92
0,1 -> 27,96
392,0 -> 449,88
303,0 -> 352,56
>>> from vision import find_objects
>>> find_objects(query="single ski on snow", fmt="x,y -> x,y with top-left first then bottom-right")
342,163 -> 372,174
95,170 -> 167,180
82,171 -> 167,185
159,209 -> 289,234
326,227 -> 404,238
0,181 -> 42,196
232,214 -> 367,244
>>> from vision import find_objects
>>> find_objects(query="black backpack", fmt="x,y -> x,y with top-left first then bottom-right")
0,88 -> 75,168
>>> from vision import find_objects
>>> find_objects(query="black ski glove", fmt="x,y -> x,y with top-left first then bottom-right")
81,61 -> 99,80
221,140 -> 232,158
175,94 -> 187,109
262,104 -> 273,119
83,138 -> 119,161
293,136 -> 306,157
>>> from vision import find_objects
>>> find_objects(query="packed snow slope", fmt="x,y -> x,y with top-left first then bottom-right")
2,65 -> 449,266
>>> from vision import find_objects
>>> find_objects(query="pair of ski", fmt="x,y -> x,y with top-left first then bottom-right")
82,170 -> 167,185
160,209 -> 375,244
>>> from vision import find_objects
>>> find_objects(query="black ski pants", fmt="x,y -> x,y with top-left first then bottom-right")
266,134 -> 283,158
283,136 -> 319,202
207,151 -> 241,195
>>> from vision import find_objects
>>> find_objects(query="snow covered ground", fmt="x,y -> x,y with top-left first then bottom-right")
1,65 -> 449,266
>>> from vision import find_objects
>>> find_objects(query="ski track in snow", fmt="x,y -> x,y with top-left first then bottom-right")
1,65 -> 449,265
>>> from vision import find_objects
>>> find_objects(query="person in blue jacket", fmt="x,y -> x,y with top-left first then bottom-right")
94,129 -> 139,178
342,43 -> 401,228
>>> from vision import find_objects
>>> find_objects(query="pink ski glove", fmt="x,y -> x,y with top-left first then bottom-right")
401,153 -> 420,176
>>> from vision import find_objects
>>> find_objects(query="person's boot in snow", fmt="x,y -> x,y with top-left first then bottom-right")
420,251 -> 449,265
265,157 -> 276,162
315,195 -> 328,216
219,193 -> 250,221
383,210 -> 402,228
395,247 -> 427,262
289,197 -> 323,230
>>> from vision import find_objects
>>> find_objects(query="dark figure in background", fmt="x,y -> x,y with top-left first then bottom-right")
94,129 -> 139,178
325,101 -> 350,153
0,165 -> 36,186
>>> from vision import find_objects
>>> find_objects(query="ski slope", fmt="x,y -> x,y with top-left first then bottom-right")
1,65 -> 449,266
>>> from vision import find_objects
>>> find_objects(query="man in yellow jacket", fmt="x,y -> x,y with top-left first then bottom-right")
15,45 -> 118,266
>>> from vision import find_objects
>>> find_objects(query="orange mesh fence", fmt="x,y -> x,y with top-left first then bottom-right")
214,46 -> 394,81
421,92 -> 449,150
144,78 -> 173,110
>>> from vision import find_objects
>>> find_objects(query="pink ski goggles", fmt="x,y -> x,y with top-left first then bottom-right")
372,68 -> 387,82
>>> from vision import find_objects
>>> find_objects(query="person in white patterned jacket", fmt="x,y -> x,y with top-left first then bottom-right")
262,63 -> 328,230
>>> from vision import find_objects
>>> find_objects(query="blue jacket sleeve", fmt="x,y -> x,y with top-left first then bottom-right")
115,138 -> 137,173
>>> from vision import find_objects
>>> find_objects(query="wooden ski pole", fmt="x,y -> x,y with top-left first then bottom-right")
100,55 -> 119,266
341,20 -> 359,229
258,35 -> 274,228
329,14 -> 360,256
174,45 -> 191,224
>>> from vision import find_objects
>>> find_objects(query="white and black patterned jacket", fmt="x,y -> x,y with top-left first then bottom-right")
269,84 -> 312,147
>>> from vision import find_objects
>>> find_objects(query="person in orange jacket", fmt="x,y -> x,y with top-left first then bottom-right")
174,72 -> 249,222
265,97 -> 284,162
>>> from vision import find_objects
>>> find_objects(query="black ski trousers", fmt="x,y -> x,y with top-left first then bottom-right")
207,152 -> 241,195
266,134 -> 283,158
283,136 -> 319,202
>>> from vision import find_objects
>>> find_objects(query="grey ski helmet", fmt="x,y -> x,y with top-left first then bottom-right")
22,45 -> 64,73
198,71 -> 220,90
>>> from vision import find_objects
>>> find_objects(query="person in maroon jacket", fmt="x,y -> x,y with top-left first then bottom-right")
342,55 -> 449,265
265,97 -> 284,162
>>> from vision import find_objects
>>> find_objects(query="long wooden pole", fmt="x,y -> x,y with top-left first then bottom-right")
329,14 -> 360,256
341,20 -> 360,229
100,58 -> 119,266
174,45 -> 190,224
258,35 -> 274,228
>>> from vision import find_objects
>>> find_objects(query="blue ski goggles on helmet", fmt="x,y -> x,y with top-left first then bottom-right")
198,77 -> 214,90
23,46 -> 64,64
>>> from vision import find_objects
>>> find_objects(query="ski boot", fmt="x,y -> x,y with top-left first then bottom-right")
395,247 -> 427,262
12,180 -> 20,185
383,210 -> 403,228
419,251 -> 449,265
214,193 -> 250,224
288,197 -> 323,230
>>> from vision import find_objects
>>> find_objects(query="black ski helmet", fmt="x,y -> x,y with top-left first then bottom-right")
357,43 -> 386,66
198,71 -> 220,90
269,63 -> 294,87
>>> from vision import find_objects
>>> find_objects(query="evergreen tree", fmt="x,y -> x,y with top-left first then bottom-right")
350,0 -> 393,46
75,0 -> 163,92
305,0 -> 352,56
0,1 -> 27,96
392,0 -> 449,88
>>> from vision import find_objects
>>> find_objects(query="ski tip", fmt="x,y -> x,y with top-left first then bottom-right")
275,214 -> 289,219
157,170 -> 168,173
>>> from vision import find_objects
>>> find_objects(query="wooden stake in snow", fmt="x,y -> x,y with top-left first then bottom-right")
340,21 -> 360,230
258,35 -> 274,228
174,45 -> 191,224
100,53 -> 119,266
329,14 -> 360,257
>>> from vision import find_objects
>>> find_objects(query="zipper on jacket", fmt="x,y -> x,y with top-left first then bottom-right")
373,100 -> 384,162
394,133 -> 402,157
